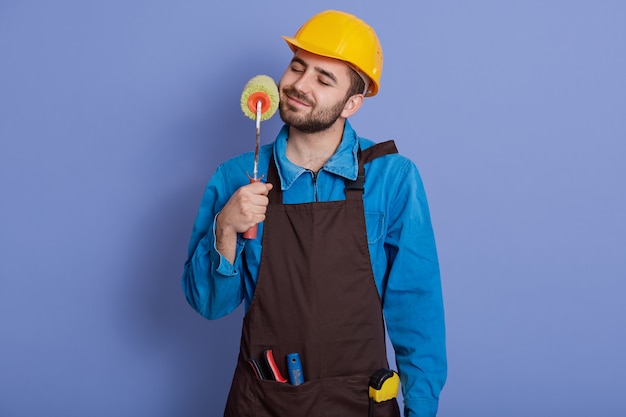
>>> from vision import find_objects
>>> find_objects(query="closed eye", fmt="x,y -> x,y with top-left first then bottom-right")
289,56 -> 338,87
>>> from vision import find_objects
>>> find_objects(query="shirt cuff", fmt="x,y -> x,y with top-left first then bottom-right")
403,398 -> 439,417
211,215 -> 245,277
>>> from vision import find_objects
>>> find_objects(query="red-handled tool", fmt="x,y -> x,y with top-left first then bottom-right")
263,349 -> 288,383
243,99 -> 265,239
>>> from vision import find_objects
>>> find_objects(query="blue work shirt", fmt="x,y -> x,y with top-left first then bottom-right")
182,121 -> 446,417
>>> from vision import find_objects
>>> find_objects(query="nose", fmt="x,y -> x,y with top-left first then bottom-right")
292,71 -> 315,95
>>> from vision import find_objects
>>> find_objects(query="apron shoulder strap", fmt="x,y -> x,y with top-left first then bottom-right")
345,140 -> 398,198
360,140 -> 398,164
267,155 -> 282,204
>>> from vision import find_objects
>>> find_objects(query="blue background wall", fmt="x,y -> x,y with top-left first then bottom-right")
1,1 -> 625,416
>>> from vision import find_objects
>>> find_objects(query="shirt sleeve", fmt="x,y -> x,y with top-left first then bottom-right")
382,159 -> 447,417
181,164 -> 247,320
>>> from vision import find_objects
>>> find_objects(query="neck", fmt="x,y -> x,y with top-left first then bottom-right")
286,119 -> 346,172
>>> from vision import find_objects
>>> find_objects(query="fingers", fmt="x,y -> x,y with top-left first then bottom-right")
247,181 -> 273,195
219,182 -> 274,234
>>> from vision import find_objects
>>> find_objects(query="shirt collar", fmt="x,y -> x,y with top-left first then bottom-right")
273,121 -> 360,190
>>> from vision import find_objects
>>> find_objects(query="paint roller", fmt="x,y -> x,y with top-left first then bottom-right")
240,75 -> 279,239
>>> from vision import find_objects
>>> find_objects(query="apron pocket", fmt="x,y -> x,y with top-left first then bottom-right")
253,374 -> 371,417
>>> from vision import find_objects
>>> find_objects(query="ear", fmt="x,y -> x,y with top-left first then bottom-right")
341,94 -> 364,118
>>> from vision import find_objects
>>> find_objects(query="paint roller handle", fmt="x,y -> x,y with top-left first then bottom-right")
242,177 -> 261,239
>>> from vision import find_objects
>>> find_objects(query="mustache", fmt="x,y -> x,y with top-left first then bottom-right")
281,87 -> 313,106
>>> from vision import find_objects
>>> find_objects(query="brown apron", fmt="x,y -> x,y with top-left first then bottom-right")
224,141 -> 400,417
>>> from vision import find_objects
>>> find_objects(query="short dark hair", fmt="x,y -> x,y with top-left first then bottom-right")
346,65 -> 366,98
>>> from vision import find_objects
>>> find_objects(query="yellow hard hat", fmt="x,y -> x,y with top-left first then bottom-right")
282,10 -> 383,97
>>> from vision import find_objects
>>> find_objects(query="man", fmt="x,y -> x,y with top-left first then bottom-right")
182,9 -> 446,417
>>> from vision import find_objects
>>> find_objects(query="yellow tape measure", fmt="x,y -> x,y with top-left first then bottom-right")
368,369 -> 400,403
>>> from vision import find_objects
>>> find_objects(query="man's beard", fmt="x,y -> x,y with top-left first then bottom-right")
279,87 -> 346,134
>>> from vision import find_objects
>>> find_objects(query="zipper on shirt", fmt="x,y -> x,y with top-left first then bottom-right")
311,170 -> 319,202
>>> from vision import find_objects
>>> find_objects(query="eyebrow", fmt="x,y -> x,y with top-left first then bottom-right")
291,57 -> 338,84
